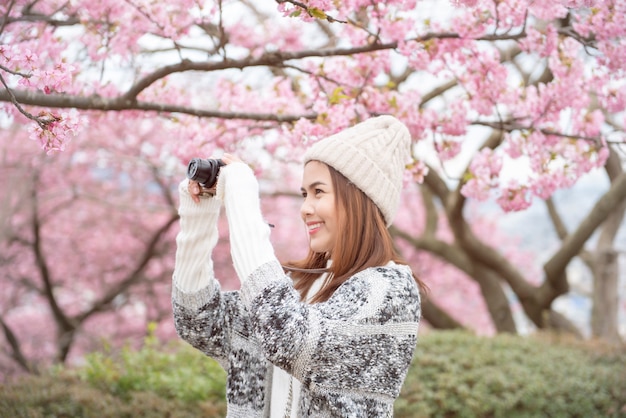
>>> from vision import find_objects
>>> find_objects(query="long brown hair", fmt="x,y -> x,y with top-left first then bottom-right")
284,163 -> 426,303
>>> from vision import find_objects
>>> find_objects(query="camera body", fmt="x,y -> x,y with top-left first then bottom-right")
186,158 -> 225,189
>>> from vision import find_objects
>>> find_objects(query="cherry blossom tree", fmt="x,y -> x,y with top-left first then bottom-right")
1,0 -> 626,373
0,117 -> 179,374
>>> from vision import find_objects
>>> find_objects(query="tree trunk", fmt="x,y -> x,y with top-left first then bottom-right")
591,249 -> 622,341
474,266 -> 518,333
589,150 -> 625,342
421,297 -> 465,330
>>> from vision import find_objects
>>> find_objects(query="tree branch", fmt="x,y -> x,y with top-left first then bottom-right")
540,170 -> 626,305
421,298 -> 465,330
420,185 -> 438,237
0,315 -> 32,373
422,164 -> 450,203
29,176 -> 75,335
76,213 -> 179,321
390,222 -> 518,333
473,121 -> 603,145
545,197 -> 568,240
0,88 -> 316,121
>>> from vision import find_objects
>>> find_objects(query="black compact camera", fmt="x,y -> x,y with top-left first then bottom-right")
186,158 -> 225,189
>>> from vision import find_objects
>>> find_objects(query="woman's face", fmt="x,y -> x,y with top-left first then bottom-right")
300,161 -> 339,254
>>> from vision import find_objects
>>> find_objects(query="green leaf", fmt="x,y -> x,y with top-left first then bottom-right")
328,87 -> 349,105
309,7 -> 327,20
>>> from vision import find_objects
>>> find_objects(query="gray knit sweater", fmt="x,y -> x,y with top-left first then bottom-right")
172,163 -> 421,417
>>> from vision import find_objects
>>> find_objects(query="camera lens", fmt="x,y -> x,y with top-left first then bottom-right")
186,158 -> 224,188
187,159 -> 200,179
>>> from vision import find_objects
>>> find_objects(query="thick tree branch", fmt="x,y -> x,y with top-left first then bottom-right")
2,29 -> 532,110
422,165 -> 450,203
390,224 -> 518,333
0,10 -> 81,27
472,265 -> 517,333
390,225 -> 472,273
0,315 -> 32,373
540,171 -> 626,305
421,145 -> 539,303
0,88 -> 316,121
420,185 -> 438,237
421,299 -> 465,330
443,122 -> 595,325
29,178 -> 74,336
76,213 -> 179,321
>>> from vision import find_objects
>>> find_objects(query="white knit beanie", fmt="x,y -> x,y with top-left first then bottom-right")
303,115 -> 412,227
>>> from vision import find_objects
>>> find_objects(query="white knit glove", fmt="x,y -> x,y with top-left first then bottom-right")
173,179 -> 222,292
216,162 -> 278,281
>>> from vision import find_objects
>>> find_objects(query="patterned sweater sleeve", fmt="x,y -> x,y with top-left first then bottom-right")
218,163 -> 421,402
171,179 -> 244,365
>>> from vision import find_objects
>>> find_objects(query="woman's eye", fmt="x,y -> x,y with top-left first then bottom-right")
314,188 -> 323,195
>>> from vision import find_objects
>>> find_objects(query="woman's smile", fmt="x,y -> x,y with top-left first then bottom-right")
306,221 -> 324,234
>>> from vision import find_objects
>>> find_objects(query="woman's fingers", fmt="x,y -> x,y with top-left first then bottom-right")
188,180 -> 201,203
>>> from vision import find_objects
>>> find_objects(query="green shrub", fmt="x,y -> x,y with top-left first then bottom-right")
395,330 -> 626,418
78,327 -> 226,404
0,326 -> 227,418
0,373 -> 225,418
1,330 -> 624,417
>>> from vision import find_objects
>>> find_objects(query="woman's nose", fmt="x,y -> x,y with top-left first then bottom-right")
301,198 -> 314,218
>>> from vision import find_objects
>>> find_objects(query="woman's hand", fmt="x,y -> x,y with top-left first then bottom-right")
187,153 -> 245,203
187,180 -> 204,204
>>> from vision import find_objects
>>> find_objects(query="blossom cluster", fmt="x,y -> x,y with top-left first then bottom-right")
0,0 -> 624,211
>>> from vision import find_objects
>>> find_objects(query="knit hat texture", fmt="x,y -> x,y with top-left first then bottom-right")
303,115 -> 412,227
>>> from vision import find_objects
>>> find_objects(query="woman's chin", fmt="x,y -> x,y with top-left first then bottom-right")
309,241 -> 331,254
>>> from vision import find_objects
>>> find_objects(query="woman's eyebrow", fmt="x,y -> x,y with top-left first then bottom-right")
301,181 -> 327,192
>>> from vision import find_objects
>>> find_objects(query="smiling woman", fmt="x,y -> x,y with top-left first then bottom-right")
172,115 -> 426,417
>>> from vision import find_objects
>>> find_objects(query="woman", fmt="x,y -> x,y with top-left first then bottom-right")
172,115 -> 425,417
